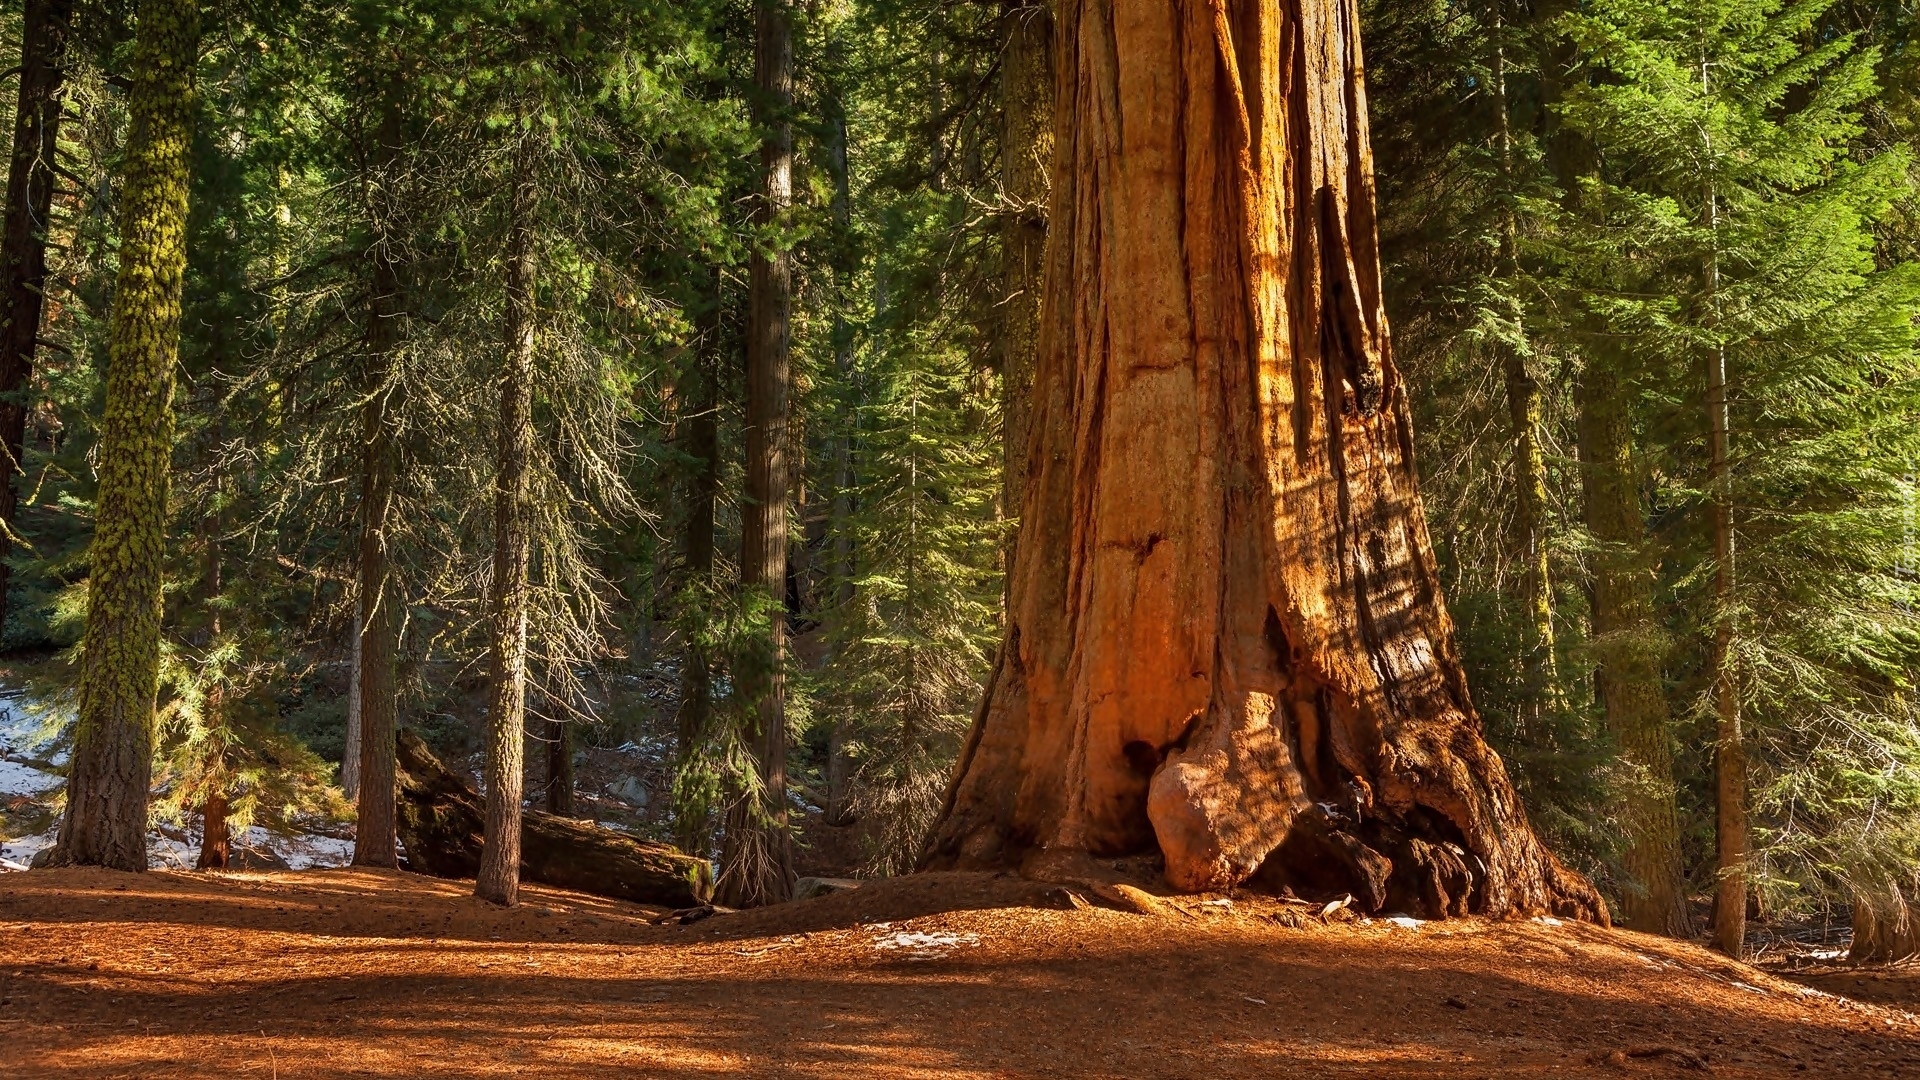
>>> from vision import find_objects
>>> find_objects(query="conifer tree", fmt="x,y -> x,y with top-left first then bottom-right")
1558,0 -> 1920,954
52,0 -> 201,870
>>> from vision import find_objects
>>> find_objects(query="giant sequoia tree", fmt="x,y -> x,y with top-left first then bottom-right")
921,0 -> 1602,920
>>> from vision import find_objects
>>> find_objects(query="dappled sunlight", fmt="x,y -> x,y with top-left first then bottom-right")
4,869 -> 1918,1077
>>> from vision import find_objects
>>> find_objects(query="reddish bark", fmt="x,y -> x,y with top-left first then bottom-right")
921,0 -> 1604,922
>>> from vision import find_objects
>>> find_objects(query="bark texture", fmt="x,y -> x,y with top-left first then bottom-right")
1578,371 -> 1689,936
0,0 -> 74,625
396,730 -> 711,908
716,0 -> 796,909
922,0 -> 1603,922
476,137 -> 537,908
1849,892 -> 1920,965
350,91 -> 407,870
54,0 -> 199,871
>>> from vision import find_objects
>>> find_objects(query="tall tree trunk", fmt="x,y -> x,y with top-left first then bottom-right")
350,95 -> 406,871
477,135 -> 538,908
823,95 -> 855,826
195,449 -> 229,871
999,0 -> 1053,537
342,592 -> 362,799
1578,368 -> 1690,936
921,0 -> 1602,922
52,0 -> 199,872
1701,56 -> 1745,958
1707,323 -> 1744,956
673,312 -> 719,855
1489,18 -> 1556,725
716,0 -> 796,908
0,0 -> 75,627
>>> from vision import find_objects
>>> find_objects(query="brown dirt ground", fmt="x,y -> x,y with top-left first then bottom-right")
2,867 -> 1917,1078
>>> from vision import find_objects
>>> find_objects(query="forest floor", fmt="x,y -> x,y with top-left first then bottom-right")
2,867 -> 1917,1079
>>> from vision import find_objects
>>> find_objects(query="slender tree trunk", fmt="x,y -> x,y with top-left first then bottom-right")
196,781 -> 229,869
1578,368 -> 1690,936
921,0 -> 1602,922
342,592 -> 362,798
0,0 -> 75,626
350,96 -> 406,871
544,713 -> 573,816
823,96 -> 855,826
52,0 -> 199,871
196,451 -> 228,871
716,0 -> 797,908
999,0 -> 1053,539
1707,329 -> 1744,956
1700,56 -> 1745,958
1489,21 -> 1556,724
477,135 -> 538,908
673,318 -> 719,855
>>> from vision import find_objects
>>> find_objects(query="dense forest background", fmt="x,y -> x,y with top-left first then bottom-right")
2,0 -> 1919,946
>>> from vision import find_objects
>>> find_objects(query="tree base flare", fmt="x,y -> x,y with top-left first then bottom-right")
918,0 -> 1606,927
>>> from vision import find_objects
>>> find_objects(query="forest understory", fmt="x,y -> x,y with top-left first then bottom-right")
2,868 -> 1916,1079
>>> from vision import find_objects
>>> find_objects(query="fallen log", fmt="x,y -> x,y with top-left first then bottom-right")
394,728 -> 711,908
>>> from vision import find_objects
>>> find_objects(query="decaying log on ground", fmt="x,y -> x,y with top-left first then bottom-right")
394,728 -> 711,908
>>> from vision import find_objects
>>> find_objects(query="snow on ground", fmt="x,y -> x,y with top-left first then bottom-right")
0,690 -> 358,873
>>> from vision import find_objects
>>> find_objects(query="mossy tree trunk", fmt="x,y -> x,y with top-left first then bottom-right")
921,0 -> 1603,922
477,133 -> 538,908
53,0 -> 199,872
1578,368 -> 1689,936
716,0 -> 797,908
0,0 -> 75,627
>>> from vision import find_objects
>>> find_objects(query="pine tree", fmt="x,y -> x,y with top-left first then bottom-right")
1558,0 -> 1920,953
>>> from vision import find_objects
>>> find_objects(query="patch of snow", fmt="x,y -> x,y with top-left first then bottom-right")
1731,981 -> 1769,995
0,694 -> 66,764
1532,916 -> 1564,927
0,757 -> 60,799
0,826 -> 56,867
147,824 -> 356,871
1385,915 -> 1424,929
1201,898 -> 1233,910
871,930 -> 980,958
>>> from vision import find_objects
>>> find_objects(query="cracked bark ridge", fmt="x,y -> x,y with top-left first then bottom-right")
920,0 -> 1605,924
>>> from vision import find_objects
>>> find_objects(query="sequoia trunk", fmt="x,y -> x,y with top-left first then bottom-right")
0,0 -> 75,626
716,0 -> 796,908
54,0 -> 199,871
922,0 -> 1602,922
